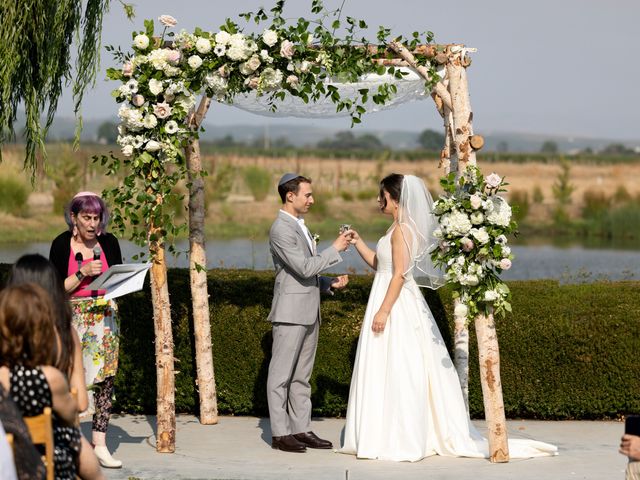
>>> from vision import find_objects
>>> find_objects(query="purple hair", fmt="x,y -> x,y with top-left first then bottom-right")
64,194 -> 110,235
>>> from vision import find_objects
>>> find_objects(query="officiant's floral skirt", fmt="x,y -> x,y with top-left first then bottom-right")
71,297 -> 120,386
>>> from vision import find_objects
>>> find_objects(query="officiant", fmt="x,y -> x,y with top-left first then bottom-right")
49,191 -> 124,469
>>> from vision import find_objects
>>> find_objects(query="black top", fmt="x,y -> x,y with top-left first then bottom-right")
49,230 -> 123,281
9,365 -> 81,480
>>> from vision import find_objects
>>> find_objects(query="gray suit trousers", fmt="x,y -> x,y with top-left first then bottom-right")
267,320 -> 319,437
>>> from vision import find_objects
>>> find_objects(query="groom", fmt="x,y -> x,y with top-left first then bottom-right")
267,173 -> 351,453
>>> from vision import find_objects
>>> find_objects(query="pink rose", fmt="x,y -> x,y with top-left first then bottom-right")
218,65 -> 230,78
470,194 -> 482,209
153,102 -> 172,119
158,15 -> 177,27
166,49 -> 181,64
132,94 -> 145,107
122,62 -> 133,77
245,76 -> 259,89
499,258 -> 512,270
439,240 -> 450,253
461,237 -> 475,252
280,40 -> 295,59
286,74 -> 299,87
486,173 -> 502,189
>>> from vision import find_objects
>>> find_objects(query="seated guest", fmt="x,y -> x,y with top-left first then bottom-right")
0,283 -> 100,480
6,258 -> 104,480
0,384 -> 45,480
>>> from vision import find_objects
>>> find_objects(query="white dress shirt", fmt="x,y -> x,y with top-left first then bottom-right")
280,210 -> 315,253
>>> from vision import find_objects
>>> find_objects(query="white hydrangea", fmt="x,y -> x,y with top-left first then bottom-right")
163,65 -> 181,77
441,210 -> 472,237
175,94 -> 196,111
259,67 -> 283,90
148,49 -> 169,70
484,290 -> 499,301
145,140 -> 161,152
470,211 -> 484,225
486,196 -> 512,227
118,105 -> 144,130
205,73 -> 229,94
121,145 -> 134,157
174,30 -> 196,49
259,49 -> 273,63
262,29 -> 278,47
215,31 -> 231,45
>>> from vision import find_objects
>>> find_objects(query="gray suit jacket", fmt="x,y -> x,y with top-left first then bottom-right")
268,211 -> 342,325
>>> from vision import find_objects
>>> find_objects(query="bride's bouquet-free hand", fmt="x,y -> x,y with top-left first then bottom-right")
430,165 -> 518,323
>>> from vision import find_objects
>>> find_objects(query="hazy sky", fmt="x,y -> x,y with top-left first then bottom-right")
55,0 -> 640,140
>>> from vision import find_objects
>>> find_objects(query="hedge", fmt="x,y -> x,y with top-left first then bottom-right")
1,264 -> 639,419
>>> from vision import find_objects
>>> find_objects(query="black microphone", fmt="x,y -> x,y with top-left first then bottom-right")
75,252 -> 83,274
93,246 -> 101,261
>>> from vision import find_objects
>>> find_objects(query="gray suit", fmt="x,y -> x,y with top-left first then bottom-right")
266,211 -> 342,437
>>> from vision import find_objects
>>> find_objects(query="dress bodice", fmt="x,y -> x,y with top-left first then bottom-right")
375,230 -> 394,274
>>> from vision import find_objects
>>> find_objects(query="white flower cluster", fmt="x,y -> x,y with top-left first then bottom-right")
431,166 -> 516,322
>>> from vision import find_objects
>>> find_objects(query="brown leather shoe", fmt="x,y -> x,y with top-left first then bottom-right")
293,431 -> 333,449
271,435 -> 306,452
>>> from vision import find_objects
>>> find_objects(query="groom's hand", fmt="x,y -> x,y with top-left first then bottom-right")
332,232 -> 352,252
331,275 -> 349,290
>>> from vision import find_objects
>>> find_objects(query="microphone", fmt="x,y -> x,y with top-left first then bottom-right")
93,246 -> 101,261
75,252 -> 83,272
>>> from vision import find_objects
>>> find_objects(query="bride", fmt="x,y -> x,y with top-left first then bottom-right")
340,173 -> 557,462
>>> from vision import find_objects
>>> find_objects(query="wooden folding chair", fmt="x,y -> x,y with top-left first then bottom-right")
5,432 -> 13,450
24,407 -> 54,480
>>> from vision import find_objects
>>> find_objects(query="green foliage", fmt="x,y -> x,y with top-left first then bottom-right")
0,176 -> 29,216
317,131 -> 385,150
540,140 -> 559,154
509,189 -> 529,222
340,191 -> 354,201
243,166 -> 271,201
552,159 -> 574,223
0,0 -> 132,175
581,189 -> 610,220
417,129 -> 445,151
532,185 -> 544,203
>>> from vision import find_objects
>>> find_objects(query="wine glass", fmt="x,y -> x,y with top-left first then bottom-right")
339,224 -> 352,252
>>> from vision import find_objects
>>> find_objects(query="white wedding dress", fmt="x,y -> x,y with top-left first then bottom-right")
340,228 -> 558,462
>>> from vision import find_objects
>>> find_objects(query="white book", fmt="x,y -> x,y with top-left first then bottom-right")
84,263 -> 152,300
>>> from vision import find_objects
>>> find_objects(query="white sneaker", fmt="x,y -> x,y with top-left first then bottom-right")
93,445 -> 123,468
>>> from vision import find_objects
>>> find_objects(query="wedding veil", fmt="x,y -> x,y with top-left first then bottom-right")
398,175 -> 445,289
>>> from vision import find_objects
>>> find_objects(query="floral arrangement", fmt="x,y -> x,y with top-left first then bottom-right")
431,165 -> 517,323
101,0 -> 439,251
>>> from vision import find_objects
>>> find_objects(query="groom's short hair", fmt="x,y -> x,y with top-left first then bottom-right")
278,175 -> 312,203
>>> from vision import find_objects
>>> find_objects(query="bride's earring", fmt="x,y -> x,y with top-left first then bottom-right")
72,224 -> 78,239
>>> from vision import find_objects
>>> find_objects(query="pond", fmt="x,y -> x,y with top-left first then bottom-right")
1,238 -> 638,283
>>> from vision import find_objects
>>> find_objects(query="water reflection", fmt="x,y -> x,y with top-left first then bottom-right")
0,239 -> 638,282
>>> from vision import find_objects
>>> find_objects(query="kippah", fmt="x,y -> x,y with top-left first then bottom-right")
278,173 -> 300,186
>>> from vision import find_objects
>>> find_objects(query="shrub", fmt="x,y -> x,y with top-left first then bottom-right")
613,185 -> 632,205
532,185 -> 544,203
340,191 -> 354,202
356,188 -> 378,201
0,176 -> 29,216
2,266 -> 636,419
243,166 -> 271,201
205,163 -> 235,203
581,189 -> 610,219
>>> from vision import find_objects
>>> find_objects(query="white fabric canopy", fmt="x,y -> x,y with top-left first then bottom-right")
226,67 -> 435,118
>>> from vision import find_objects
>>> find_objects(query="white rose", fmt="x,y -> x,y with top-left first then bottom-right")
121,145 -> 134,157
143,114 -> 158,129
188,55 -> 203,69
215,31 -> 231,45
195,38 -> 212,54
486,173 -> 503,188
502,246 -> 511,256
148,79 -> 164,95
153,102 -> 172,119
280,40 -> 295,59
470,194 -> 482,209
133,34 -> 150,49
470,212 -> 484,225
433,228 -> 443,239
454,303 -> 468,318
262,29 -> 278,47
145,140 -> 161,152
299,60 -> 311,73
470,227 -> 490,245
486,196 -> 512,227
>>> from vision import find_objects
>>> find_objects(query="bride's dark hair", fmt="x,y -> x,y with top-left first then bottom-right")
379,173 -> 404,211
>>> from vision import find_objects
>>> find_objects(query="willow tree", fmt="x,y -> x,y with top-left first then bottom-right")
0,0 -> 133,174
